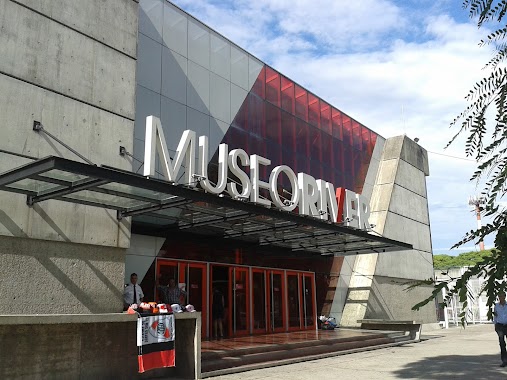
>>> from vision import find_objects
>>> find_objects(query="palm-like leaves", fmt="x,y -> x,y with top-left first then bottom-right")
411,1 -> 507,326
449,0 -> 507,249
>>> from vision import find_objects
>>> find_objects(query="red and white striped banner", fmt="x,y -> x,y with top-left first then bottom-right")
137,314 -> 175,373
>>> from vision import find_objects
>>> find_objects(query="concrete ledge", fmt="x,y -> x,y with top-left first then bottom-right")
357,319 -> 422,341
0,313 -> 137,325
0,312 -> 201,379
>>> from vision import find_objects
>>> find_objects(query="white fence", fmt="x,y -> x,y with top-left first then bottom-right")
435,268 -> 491,328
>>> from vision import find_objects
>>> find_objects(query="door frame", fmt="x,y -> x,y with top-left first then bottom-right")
302,272 -> 317,330
268,269 -> 286,333
286,271 -> 303,331
251,268 -> 268,334
229,266 -> 250,336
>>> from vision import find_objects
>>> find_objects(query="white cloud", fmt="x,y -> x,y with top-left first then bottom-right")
172,0 -> 499,254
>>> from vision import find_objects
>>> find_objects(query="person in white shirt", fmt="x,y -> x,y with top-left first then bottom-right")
494,291 -> 507,367
123,272 -> 144,311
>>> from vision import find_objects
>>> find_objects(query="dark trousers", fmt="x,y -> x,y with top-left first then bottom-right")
495,323 -> 507,363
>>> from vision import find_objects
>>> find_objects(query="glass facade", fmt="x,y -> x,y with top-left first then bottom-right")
135,0 -> 378,200
133,0 -> 381,337
221,66 -> 377,194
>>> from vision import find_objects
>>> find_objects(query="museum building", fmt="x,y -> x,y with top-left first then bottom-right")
0,0 -> 435,344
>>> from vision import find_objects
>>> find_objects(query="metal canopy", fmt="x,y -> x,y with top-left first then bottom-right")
0,156 -> 412,256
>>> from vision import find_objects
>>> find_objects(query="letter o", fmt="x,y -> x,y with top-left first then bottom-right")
269,165 -> 299,212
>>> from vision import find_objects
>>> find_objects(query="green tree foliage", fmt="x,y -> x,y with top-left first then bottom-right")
433,250 -> 492,269
409,0 -> 507,326
410,230 -> 507,324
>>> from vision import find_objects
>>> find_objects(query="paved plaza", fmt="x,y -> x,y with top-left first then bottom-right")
211,324 -> 504,379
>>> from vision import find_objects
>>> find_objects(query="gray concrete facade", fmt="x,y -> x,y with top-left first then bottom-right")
0,0 -> 138,313
340,135 -> 435,326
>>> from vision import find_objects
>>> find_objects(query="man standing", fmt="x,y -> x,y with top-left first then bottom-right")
494,291 -> 507,367
159,278 -> 186,305
123,273 -> 144,310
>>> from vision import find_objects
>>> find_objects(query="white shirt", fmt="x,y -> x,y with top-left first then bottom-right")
123,283 -> 144,305
494,302 -> 507,324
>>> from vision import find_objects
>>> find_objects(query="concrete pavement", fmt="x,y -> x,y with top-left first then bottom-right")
209,324 -> 505,379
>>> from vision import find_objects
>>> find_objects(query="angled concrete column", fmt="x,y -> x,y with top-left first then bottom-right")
340,135 -> 435,326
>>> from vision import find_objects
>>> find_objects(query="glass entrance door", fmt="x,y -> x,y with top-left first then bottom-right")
302,273 -> 316,329
229,267 -> 250,336
155,260 -> 179,303
181,262 -> 207,336
252,269 -> 267,333
287,271 -> 302,330
269,270 -> 286,333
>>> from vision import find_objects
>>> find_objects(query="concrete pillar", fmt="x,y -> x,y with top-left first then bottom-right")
340,135 -> 436,326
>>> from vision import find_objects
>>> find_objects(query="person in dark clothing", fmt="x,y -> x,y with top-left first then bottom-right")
212,287 -> 225,339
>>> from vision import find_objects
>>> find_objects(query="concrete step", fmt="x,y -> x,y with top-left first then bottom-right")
201,337 -> 419,378
201,332 -> 389,360
201,335 -> 395,374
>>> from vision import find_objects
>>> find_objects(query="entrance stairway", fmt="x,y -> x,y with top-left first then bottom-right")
201,329 -> 409,377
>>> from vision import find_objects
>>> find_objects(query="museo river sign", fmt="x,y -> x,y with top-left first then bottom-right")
143,116 -> 371,230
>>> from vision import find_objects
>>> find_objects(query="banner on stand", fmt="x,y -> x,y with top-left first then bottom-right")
137,314 -> 175,373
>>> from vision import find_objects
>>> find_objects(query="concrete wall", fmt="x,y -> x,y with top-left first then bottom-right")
0,0 -> 138,312
0,235 -> 126,313
0,313 -> 201,379
341,135 -> 436,326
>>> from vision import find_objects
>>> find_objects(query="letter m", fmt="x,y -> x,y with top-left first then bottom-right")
143,116 -> 196,186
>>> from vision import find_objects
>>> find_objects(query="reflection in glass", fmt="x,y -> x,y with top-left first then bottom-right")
303,275 -> 314,327
233,269 -> 248,332
271,273 -> 284,329
288,274 -> 300,328
253,271 -> 266,330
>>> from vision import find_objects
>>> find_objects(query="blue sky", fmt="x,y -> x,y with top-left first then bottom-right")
171,0 -> 498,255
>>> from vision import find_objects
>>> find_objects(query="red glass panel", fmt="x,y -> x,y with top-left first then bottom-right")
265,66 -> 280,107
353,150 -> 362,192
282,147 -> 294,166
333,140 -> 344,173
265,102 -> 281,144
320,102 -> 331,135
295,119 -> 309,157
229,125 -> 248,153
232,100 -> 248,131
333,170 -> 344,188
310,126 -> 322,163
249,135 -> 267,180
352,120 -> 361,151
248,93 -> 265,137
308,93 -> 320,128
295,85 -> 308,122
331,108 -> 343,140
310,159 -> 322,180
321,130 -> 332,166
322,165 -> 333,185
296,154 -> 309,175
252,66 -> 265,99
281,76 -> 295,113
343,144 -> 353,179
361,127 -> 370,152
267,142 -> 282,168
281,110 -> 295,152
370,132 -> 378,155
342,115 -> 352,146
